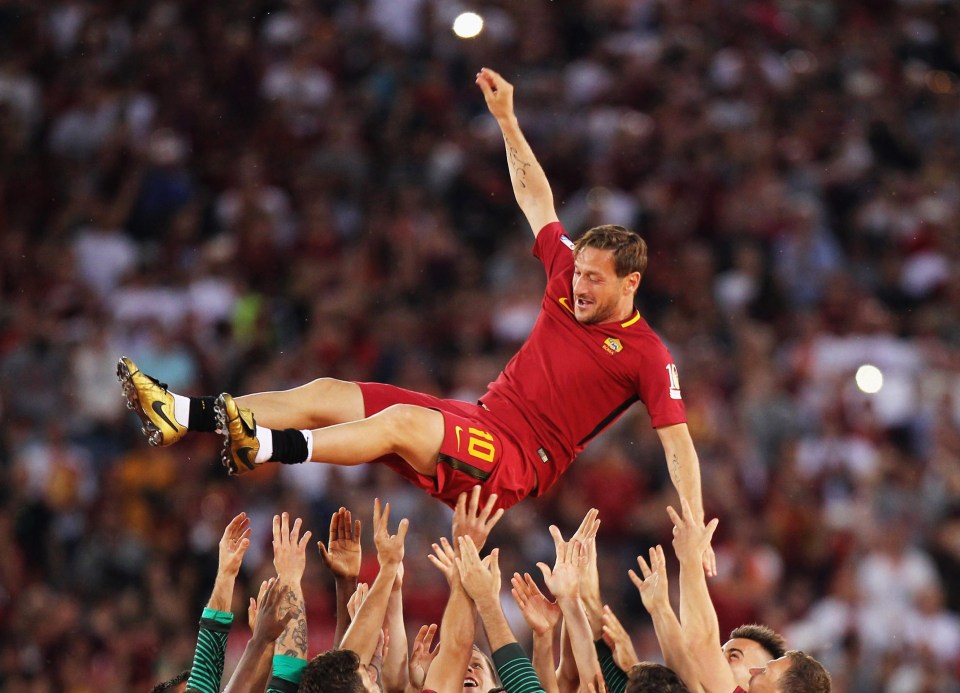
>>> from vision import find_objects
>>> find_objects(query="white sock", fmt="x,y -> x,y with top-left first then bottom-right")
255,425 -> 273,464
172,393 -> 191,428
302,430 -> 314,461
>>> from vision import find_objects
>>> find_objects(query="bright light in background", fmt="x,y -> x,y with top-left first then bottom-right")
453,12 -> 484,38
855,364 -> 884,394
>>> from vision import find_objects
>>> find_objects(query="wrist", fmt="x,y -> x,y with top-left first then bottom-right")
555,595 -> 581,609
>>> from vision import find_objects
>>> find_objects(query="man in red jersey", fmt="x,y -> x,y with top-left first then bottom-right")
118,67 -> 714,572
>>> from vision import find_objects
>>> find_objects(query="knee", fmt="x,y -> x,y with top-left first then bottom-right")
377,404 -> 429,450
301,377 -> 348,399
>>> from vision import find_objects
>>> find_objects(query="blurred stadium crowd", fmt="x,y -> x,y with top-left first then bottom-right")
1,0 -> 960,690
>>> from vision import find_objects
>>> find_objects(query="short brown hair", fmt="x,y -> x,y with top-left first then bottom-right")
730,624 -> 787,659
300,649 -> 364,693
780,650 -> 831,693
625,662 -> 689,693
574,224 -> 648,279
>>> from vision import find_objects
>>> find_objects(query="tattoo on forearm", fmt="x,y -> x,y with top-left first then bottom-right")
279,588 -> 307,657
504,139 -> 531,189
669,454 -> 680,485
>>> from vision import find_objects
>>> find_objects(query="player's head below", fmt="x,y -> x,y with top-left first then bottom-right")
747,650 -> 832,693
572,224 -> 647,325
150,670 -> 190,693
299,649 -> 378,693
625,662 -> 690,693
465,644 -> 501,693
723,623 -> 787,690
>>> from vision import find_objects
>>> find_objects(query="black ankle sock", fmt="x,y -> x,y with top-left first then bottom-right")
188,397 -> 218,432
271,429 -> 308,464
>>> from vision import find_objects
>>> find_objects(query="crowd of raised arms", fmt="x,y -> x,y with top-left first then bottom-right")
151,486 -> 829,693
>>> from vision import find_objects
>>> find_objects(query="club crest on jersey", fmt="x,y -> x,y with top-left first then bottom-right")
602,337 -> 623,354
560,234 -> 576,250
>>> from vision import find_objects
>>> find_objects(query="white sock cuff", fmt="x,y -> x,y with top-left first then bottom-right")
255,425 -> 273,464
172,393 -> 191,429
301,430 -> 313,462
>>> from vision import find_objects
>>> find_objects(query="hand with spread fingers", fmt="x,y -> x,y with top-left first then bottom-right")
209,512 -> 253,612
536,525 -> 586,601
427,537 -> 461,588
248,579 -> 270,632
318,506 -> 362,580
272,512 -> 312,584
251,577 -> 295,644
455,536 -> 501,605
668,499 -> 719,570
511,572 -> 561,636
452,485 -> 505,555
407,624 -> 439,691
628,545 -> 671,615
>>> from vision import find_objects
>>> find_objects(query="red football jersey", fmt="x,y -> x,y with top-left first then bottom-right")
480,221 -> 686,495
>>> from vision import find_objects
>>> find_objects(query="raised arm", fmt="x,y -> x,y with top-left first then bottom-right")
186,512 -> 252,693
317,506 -> 362,648
656,423 -> 716,576
382,563 -> 410,693
340,498 -> 407,667
511,572 -> 561,693
538,527 -> 603,688
476,67 -> 559,237
668,501 -> 732,693
423,537 -> 477,693
273,513 -> 312,661
627,545 -> 703,693
223,578 -> 294,693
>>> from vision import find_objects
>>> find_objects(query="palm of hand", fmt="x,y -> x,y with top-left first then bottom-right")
326,539 -> 361,576
545,563 -> 579,599
524,594 -> 561,634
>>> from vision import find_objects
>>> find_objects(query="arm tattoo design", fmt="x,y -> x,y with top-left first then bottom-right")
669,453 -> 681,485
505,139 -> 531,189
279,588 -> 307,658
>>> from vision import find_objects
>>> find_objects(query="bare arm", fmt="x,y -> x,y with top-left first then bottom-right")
223,578 -> 295,693
424,538 -> 477,693
511,572 -> 561,693
382,567 -> 410,693
208,512 -> 252,611
317,507 -> 362,648
273,513 -> 312,660
669,502 -> 732,693
539,527 -> 603,687
340,499 -> 407,666
476,67 -> 559,237
557,622 -> 579,693
656,423 -> 716,576
628,546 -> 703,692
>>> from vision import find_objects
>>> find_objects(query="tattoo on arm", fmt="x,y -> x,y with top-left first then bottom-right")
279,588 -> 307,658
669,454 -> 680,485
505,139 -> 531,189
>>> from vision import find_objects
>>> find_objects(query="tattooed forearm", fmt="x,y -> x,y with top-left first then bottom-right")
505,139 -> 531,188
669,453 -> 681,485
278,587 -> 308,658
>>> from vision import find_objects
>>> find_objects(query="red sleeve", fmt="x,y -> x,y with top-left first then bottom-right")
637,338 -> 687,428
532,221 -> 576,280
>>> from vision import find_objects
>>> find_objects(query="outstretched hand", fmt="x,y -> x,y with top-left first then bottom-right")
373,498 -> 408,568
601,605 -> 640,672
318,506 -> 362,579
273,512 -> 312,583
218,512 -> 252,577
628,545 -> 671,614
475,67 -> 515,122
667,499 -> 719,574
511,572 -> 561,636
408,624 -> 439,690
455,536 -> 501,604
452,485 -> 504,555
536,525 -> 586,601
251,577 -> 295,644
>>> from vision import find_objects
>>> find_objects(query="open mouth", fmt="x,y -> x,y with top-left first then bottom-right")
464,677 -> 479,688
575,297 -> 592,309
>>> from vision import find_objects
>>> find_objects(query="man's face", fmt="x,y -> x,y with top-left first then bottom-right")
747,655 -> 793,693
572,247 -> 635,325
722,638 -> 776,690
463,649 -> 497,692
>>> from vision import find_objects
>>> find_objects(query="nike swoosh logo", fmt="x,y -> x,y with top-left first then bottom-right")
152,400 -> 180,431
237,446 -> 257,469
558,297 -> 575,315
455,425 -> 463,451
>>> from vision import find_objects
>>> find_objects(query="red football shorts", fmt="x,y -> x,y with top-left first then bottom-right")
356,382 -> 536,510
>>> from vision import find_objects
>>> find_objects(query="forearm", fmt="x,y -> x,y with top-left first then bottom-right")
556,621 -> 579,693
340,562 -> 399,663
531,631 -> 560,693
275,584 -> 307,660
382,589 -> 409,693
333,575 -> 358,648
648,604 -> 703,692
495,115 -> 556,227
222,635 -> 274,693
424,585 -> 476,693
207,573 -> 238,613
475,593 -> 517,652
660,426 -> 704,522
677,556 -> 719,646
582,593 -> 604,641
556,597 -> 602,685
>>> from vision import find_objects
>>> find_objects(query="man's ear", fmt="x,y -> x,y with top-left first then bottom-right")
624,271 -> 642,294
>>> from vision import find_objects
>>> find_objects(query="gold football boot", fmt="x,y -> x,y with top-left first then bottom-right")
117,356 -> 187,447
215,392 -> 261,475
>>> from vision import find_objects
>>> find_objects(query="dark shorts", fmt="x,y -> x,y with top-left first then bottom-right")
356,382 -> 538,510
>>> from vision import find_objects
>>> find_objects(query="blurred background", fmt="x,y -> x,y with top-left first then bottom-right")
1,0 -> 960,691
